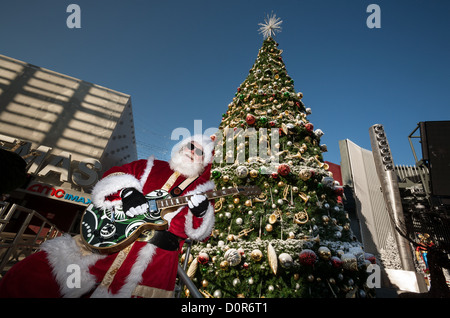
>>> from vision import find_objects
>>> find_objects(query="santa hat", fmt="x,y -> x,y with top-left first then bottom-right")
170,134 -> 215,167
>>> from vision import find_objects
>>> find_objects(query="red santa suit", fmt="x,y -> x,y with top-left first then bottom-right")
0,135 -> 215,298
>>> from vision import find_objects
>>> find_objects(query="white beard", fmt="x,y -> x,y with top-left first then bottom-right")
169,150 -> 204,178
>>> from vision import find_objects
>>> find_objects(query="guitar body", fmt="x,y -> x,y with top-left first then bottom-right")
80,189 -> 171,254
80,185 -> 261,254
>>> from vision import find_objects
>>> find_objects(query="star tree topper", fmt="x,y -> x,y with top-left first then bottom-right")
258,13 -> 283,39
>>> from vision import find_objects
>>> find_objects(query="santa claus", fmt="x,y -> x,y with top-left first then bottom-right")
0,134 -> 216,298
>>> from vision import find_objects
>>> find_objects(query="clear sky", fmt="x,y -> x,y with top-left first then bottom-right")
1,0 -> 449,167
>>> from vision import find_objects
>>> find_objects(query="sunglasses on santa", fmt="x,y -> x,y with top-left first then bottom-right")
185,142 -> 204,156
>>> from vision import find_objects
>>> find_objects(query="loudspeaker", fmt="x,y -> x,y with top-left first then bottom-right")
369,124 -> 415,271
419,121 -> 450,197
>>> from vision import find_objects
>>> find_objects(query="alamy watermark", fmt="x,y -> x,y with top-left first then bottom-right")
367,4 -> 381,29
170,120 -> 280,173
65,4 -> 381,30
66,264 -> 81,289
66,4 -> 81,29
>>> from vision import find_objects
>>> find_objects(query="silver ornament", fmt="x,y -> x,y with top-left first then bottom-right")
278,253 -> 293,268
224,248 -> 242,266
236,166 -> 248,178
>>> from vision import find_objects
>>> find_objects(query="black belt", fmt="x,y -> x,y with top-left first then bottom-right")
137,230 -> 180,251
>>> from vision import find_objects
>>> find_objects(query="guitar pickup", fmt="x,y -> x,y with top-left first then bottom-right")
148,200 -> 158,213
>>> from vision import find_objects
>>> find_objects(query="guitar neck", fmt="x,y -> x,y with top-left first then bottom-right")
156,188 -> 239,210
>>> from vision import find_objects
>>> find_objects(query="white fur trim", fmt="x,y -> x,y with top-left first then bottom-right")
184,180 -> 216,241
90,243 -> 157,298
139,156 -> 155,185
40,234 -> 105,298
91,174 -> 143,210
185,203 -> 215,241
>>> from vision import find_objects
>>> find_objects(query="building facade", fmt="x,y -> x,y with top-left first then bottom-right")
0,54 -> 137,234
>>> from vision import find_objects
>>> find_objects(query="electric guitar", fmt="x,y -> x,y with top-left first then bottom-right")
80,185 -> 261,254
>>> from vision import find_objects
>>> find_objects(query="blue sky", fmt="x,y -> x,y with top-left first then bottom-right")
1,0 -> 449,167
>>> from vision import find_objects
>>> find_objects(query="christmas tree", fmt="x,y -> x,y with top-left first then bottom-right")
181,14 -> 376,298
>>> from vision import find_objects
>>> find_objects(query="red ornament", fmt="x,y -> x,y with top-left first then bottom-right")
197,252 -> 209,265
269,121 -> 276,127
330,256 -> 343,268
299,249 -> 317,266
334,186 -> 344,196
365,253 -> 376,264
305,123 -> 314,132
277,164 -> 290,176
271,172 -> 278,179
246,114 -> 256,125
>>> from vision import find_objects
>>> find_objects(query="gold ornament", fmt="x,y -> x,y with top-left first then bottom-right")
236,228 -> 254,239
294,210 -> 309,224
186,258 -> 198,278
341,253 -> 358,271
223,175 -> 230,182
265,224 -> 273,232
250,169 -> 258,178
244,199 -> 252,207
202,280 -> 209,288
220,260 -> 230,270
180,253 -> 193,264
318,246 -> 331,260
267,243 -> 278,275
314,155 -> 329,170
251,249 -> 263,262
214,198 -> 224,212
299,169 -> 312,181
253,192 -> 268,203
233,197 -> 240,205
298,192 -> 309,203
268,213 -> 278,224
